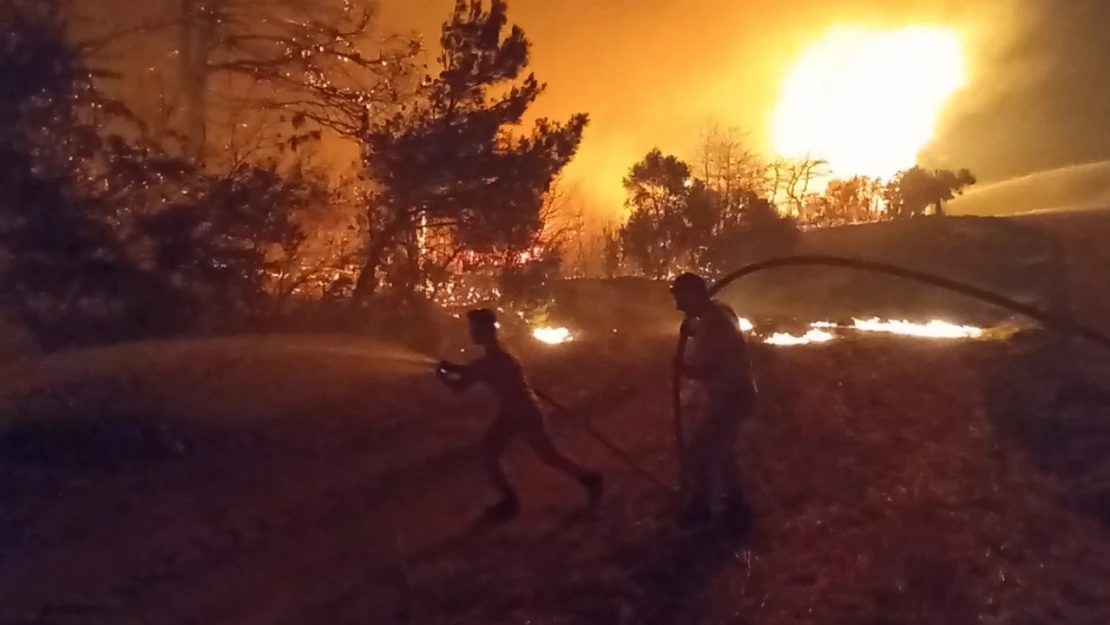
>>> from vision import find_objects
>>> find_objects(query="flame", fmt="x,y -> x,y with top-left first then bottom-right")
772,26 -> 966,180
532,326 -> 573,345
522,316 -> 983,348
760,318 -> 984,345
848,317 -> 983,339
763,329 -> 836,346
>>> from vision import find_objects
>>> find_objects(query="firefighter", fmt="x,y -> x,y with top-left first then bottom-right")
437,309 -> 603,521
670,273 -> 757,529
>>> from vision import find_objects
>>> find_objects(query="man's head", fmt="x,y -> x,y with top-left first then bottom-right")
467,308 -> 499,346
670,272 -> 712,316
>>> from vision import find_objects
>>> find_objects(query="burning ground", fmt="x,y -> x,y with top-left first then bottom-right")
3,326 -> 1110,624
2,211 -> 1110,623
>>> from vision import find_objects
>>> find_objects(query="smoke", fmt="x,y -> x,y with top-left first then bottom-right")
927,1 -> 1110,185
383,0 -> 1105,217
948,160 -> 1110,216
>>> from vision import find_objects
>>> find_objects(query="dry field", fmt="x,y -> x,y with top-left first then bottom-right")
2,210 -> 1110,625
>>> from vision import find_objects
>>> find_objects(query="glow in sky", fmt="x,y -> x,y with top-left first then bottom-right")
772,27 -> 967,180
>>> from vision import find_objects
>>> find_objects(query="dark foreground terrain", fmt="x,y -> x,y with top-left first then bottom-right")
3,210 -> 1110,625
3,331 -> 1110,625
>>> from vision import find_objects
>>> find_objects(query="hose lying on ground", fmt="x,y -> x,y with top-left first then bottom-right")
533,388 -> 677,493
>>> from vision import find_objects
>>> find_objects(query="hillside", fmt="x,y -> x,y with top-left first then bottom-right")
550,216 -> 1063,334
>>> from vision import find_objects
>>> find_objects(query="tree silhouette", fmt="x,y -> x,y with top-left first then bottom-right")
820,176 -> 886,225
617,148 -> 797,277
601,225 -> 623,278
694,124 -> 770,204
885,166 -> 977,219
352,0 -> 587,300
0,0 -> 151,345
770,157 -> 828,216
175,0 -> 419,158
73,0 -> 421,161
698,189 -> 799,273
0,0 -> 323,346
619,149 -> 712,278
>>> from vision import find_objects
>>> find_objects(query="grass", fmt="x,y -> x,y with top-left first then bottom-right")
398,336 -> 1110,625
2,210 -> 1110,623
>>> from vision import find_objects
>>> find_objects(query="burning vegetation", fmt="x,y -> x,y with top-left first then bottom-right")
5,1 -> 1110,624
527,315 -> 991,347
531,326 -> 574,345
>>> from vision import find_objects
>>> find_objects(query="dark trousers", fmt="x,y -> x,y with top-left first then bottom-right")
687,392 -> 755,503
482,410 -> 589,499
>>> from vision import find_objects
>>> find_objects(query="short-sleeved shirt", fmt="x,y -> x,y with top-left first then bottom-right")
688,300 -> 757,402
466,348 -> 543,419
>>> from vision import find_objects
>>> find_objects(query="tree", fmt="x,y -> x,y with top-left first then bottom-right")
135,164 -> 324,325
885,166 -> 977,219
691,124 -> 776,237
614,144 -> 802,279
929,169 -> 978,217
819,176 -> 886,225
769,157 -> 828,216
697,189 -> 799,274
352,0 -> 587,301
0,0 -> 158,345
180,0 -> 424,159
0,0 -> 323,346
693,124 -> 770,202
72,0 -> 421,161
618,149 -> 713,278
601,225 -> 623,279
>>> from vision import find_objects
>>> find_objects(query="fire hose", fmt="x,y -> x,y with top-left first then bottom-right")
667,255 -> 1110,490
526,254 -> 1110,496
533,388 -> 676,492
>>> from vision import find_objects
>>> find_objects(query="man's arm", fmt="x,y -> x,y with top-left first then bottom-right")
437,360 -> 479,393
675,318 -> 721,381
677,352 -> 717,381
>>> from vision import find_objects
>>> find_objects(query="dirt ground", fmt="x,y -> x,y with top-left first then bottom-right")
3,210 -> 1110,625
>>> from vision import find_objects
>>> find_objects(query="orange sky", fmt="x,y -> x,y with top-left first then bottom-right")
380,0 -> 1025,220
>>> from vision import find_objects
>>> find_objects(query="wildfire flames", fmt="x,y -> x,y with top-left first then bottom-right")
764,329 -> 836,346
847,317 -> 984,339
772,26 -> 966,180
759,318 -> 987,346
532,326 -> 573,345
526,311 -> 986,348
529,317 -> 988,347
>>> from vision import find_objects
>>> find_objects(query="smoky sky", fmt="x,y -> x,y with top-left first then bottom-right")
384,0 -> 1110,215
927,1 -> 1110,180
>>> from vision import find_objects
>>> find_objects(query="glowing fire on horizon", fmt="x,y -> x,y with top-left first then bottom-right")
764,318 -> 986,345
529,316 -> 986,347
764,329 -> 836,346
532,326 -> 573,345
772,26 -> 967,181
848,317 -> 983,339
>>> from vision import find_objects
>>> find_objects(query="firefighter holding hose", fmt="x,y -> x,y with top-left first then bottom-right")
436,309 -> 604,522
670,273 -> 757,529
